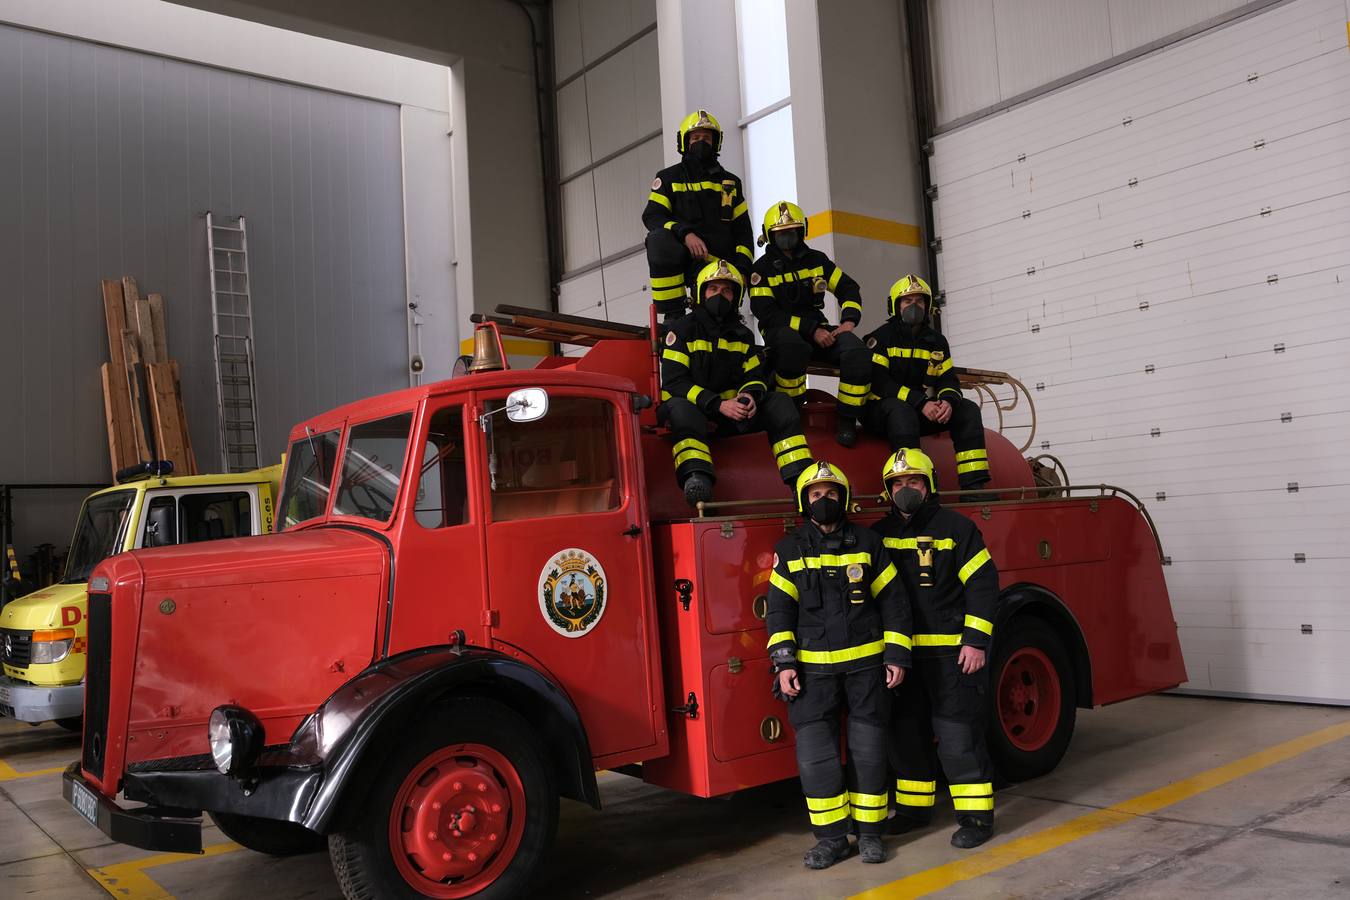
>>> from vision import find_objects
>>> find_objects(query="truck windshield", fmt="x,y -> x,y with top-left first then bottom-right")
333,413 -> 414,523
279,429 -> 342,530
63,490 -> 137,583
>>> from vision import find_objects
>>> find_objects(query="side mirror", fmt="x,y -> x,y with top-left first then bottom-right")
505,388 -> 549,423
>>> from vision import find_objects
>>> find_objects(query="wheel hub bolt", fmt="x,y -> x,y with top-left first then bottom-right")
432,801 -> 442,811
492,803 -> 501,813
478,784 -> 488,793
428,832 -> 437,841
453,781 -> 463,791
489,833 -> 498,842
442,852 -> 452,861
468,852 -> 478,862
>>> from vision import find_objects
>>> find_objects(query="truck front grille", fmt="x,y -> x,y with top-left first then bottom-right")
82,594 -> 112,780
1,628 -> 33,669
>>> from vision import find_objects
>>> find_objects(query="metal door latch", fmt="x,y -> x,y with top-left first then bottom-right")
671,692 -> 699,719
674,578 -> 693,611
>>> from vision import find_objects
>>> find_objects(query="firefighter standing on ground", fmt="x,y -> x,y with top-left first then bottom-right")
642,110 -> 755,321
766,461 -> 912,869
659,259 -> 813,507
862,275 -> 992,493
873,448 -> 999,848
750,201 -> 872,447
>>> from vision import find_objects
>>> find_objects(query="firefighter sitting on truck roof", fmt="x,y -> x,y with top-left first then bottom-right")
642,110 -> 755,322
750,201 -> 871,448
659,259 -> 813,507
861,275 -> 992,494
766,461 -> 912,869
873,447 -> 999,849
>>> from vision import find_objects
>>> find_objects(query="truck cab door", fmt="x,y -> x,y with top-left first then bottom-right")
478,388 -> 664,764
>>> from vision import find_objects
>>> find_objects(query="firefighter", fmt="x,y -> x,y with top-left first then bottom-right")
642,110 -> 755,322
659,258 -> 813,507
862,275 -> 992,493
766,461 -> 912,868
749,201 -> 871,447
872,447 -> 999,849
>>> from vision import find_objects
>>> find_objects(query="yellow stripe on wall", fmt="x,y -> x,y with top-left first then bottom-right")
808,210 -> 923,247
458,337 -> 553,358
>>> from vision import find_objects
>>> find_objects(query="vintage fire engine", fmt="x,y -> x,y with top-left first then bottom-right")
64,307 -> 1185,899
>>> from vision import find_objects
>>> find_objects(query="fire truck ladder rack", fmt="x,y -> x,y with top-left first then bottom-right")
471,305 -> 650,348
205,212 -> 261,473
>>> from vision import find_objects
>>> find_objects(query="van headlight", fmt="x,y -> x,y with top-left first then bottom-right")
208,705 -> 265,775
30,629 -> 76,664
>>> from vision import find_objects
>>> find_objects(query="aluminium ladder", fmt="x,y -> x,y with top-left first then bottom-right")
205,212 -> 261,473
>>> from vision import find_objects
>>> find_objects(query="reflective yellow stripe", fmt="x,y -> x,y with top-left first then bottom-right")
896,386 -> 911,401
769,569 -> 799,600
743,356 -> 760,372
938,386 -> 963,398
884,630 -> 912,650
871,353 -> 888,367
750,286 -> 773,297
767,630 -> 796,647
687,339 -> 712,352
660,389 -> 672,401
850,791 -> 888,807
740,379 -> 766,393
797,640 -> 884,665
897,792 -> 937,807
958,460 -> 991,474
806,793 -> 848,812
671,438 -> 710,457
897,779 -> 936,793
663,220 -> 678,230
949,782 -> 993,797
883,537 -> 957,551
652,286 -> 686,301
888,347 -> 934,359
651,273 -> 684,288
809,806 -> 851,826
852,806 -> 889,823
735,243 -> 751,259
914,633 -> 963,647
870,562 -> 897,596
965,614 -> 994,635
840,300 -> 862,314
838,382 -> 870,397
786,552 -> 873,571
954,797 -> 995,811
772,435 -> 808,455
687,384 -> 704,403
670,181 -> 720,192
959,549 -> 992,584
955,449 -> 988,462
838,393 -> 865,407
733,204 -> 749,220
930,357 -> 953,375
648,191 -> 672,208
828,267 -> 844,291
674,447 -> 713,466
789,315 -> 801,330
662,349 -> 690,366
717,338 -> 749,353
718,389 -> 738,400
777,448 -> 812,468
775,373 -> 806,387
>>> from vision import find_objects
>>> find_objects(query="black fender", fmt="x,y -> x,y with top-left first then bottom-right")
994,583 -> 1094,708
297,644 -> 600,833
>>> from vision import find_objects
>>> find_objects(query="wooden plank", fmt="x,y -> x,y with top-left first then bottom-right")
100,364 -> 129,475
121,275 -> 148,363
122,330 -> 152,461
170,361 -> 198,474
100,281 -> 137,472
146,363 -> 190,475
134,296 -> 157,364
147,293 -> 169,362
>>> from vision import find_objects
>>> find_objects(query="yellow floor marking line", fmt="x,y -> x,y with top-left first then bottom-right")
87,842 -> 241,899
0,757 -> 70,781
852,717 -> 1350,899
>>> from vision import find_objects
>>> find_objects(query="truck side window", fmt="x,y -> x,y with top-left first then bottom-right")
143,497 -> 177,547
181,492 -> 252,542
333,413 -> 414,523
280,429 -> 341,529
488,397 -> 621,522
415,406 -> 468,529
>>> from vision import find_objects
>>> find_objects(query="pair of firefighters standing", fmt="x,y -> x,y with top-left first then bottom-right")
646,110 -> 1000,868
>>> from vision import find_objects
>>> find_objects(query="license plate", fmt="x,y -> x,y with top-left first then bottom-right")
69,778 -> 100,827
0,685 -> 11,704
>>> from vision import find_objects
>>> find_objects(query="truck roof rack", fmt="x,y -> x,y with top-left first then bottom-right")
470,306 -> 649,348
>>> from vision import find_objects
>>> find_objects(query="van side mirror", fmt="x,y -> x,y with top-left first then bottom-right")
505,388 -> 549,423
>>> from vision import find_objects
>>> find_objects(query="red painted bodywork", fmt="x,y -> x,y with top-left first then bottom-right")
84,337 -> 1185,802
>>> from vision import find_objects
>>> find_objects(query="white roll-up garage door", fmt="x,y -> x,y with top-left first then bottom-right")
930,0 -> 1350,704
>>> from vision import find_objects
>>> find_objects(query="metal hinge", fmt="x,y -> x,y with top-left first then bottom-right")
674,578 -> 693,611
671,692 -> 699,719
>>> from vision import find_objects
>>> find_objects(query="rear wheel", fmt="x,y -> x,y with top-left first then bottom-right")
988,617 -> 1076,782
210,811 -> 327,856
329,698 -> 557,899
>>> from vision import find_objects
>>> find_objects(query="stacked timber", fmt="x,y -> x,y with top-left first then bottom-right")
100,277 -> 198,476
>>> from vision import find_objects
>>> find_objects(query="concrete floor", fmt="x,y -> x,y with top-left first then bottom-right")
2,695 -> 1348,899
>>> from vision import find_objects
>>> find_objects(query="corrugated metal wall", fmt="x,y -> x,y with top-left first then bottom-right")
0,21 -> 408,488
554,0 -> 662,330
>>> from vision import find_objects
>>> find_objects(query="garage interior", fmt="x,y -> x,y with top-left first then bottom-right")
1,0 -> 1348,897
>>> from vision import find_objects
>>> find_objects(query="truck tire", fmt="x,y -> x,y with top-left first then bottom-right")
328,698 -> 558,900
988,617 -> 1076,782
209,811 -> 327,856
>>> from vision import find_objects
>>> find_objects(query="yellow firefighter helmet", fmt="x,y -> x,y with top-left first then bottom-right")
693,258 -> 744,306
761,200 -> 808,241
887,273 -> 933,319
881,447 -> 937,493
676,109 -> 724,153
795,459 -> 851,515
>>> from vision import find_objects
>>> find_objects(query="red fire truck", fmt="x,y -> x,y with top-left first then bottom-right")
63,307 -> 1185,899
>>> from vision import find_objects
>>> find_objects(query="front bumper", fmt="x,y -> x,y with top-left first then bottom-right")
0,676 -> 83,723
62,764 -> 203,853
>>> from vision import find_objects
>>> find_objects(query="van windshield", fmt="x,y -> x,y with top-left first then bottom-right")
64,490 -> 137,583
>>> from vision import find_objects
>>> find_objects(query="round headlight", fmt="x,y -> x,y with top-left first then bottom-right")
207,705 -> 265,775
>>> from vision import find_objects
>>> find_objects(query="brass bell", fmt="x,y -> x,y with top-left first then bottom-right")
468,323 -> 506,373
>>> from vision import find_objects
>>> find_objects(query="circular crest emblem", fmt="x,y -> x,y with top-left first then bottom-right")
652,177 -> 662,190
665,330 -> 677,346
750,272 -> 762,285
866,336 -> 877,348
538,548 -> 607,638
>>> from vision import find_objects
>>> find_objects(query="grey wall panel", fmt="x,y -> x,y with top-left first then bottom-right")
1107,0 -> 1249,56
0,22 -> 407,557
554,0 -> 586,83
581,0 -> 656,64
557,79 -> 593,178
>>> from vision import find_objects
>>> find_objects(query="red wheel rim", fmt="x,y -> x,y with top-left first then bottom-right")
997,647 -> 1062,752
388,743 -> 526,898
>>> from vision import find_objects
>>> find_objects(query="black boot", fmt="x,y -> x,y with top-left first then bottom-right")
682,472 -> 713,508
951,817 -> 993,849
888,813 -> 930,835
858,835 -> 885,863
957,479 -> 997,505
803,836 -> 852,869
835,414 -> 858,448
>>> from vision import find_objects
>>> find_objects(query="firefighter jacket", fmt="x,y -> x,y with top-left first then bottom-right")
643,160 -> 754,275
659,307 -> 768,414
872,498 -> 999,656
748,244 -> 862,339
862,320 -> 962,411
766,520 -> 912,675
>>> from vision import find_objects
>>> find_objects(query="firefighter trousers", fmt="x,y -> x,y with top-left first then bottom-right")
658,393 -> 810,488
861,396 -> 990,488
645,229 -> 741,317
764,326 -> 871,419
788,667 -> 891,839
889,654 -> 995,827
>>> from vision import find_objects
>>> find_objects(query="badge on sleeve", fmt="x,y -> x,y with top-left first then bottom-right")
652,177 -> 662,190
750,272 -> 762,286
866,337 -> 877,348
665,330 -> 677,346
772,552 -> 779,567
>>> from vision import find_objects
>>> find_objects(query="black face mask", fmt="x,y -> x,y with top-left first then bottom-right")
685,141 -> 716,165
702,294 -> 733,319
808,496 -> 843,525
900,303 -> 926,327
772,230 -> 802,253
892,486 -> 924,515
